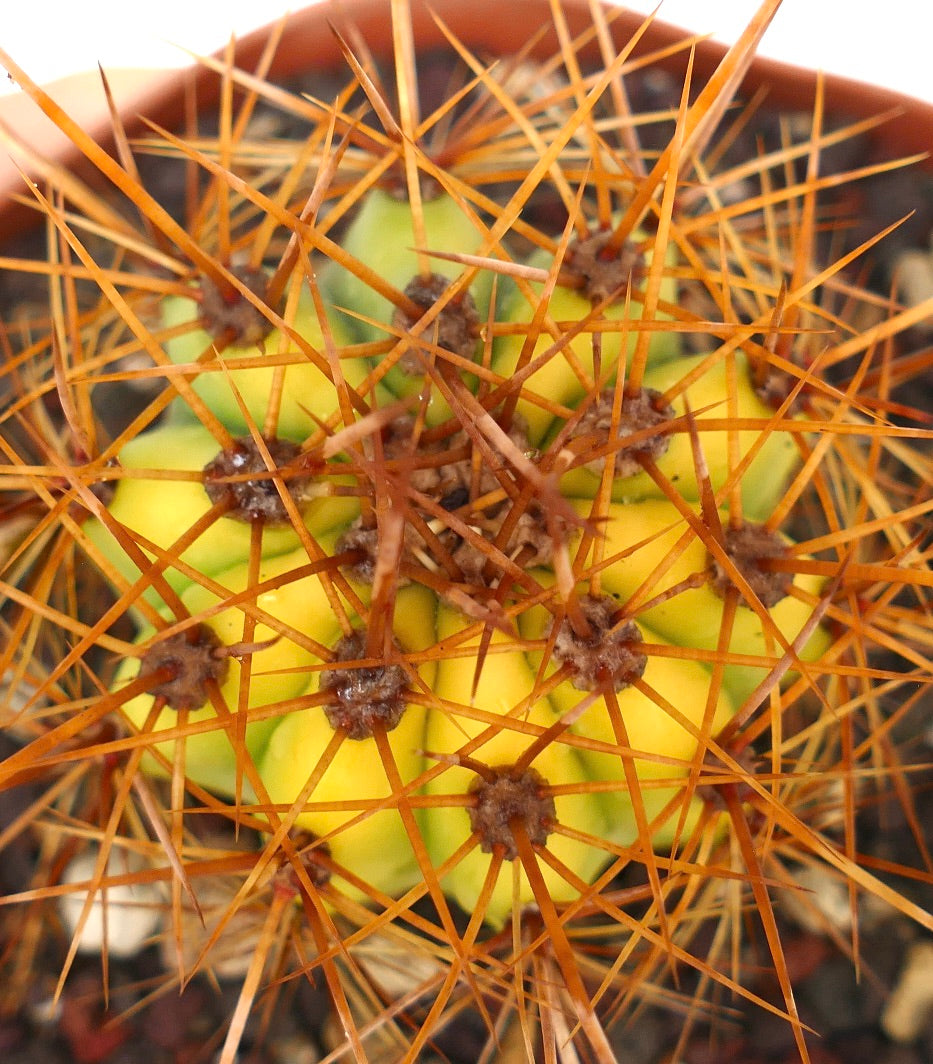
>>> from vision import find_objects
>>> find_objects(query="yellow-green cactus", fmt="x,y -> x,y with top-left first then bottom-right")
492,235 -> 682,442
161,275 -> 371,441
260,583 -> 438,898
117,540 -> 345,797
91,170 -> 829,921
555,351 -> 802,520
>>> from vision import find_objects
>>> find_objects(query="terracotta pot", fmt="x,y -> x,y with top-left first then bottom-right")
1,0 -> 932,244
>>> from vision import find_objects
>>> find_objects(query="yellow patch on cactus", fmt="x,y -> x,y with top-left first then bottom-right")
118,543 -> 346,797
519,595 -> 735,849
259,583 -> 438,899
493,239 -> 681,443
576,497 -> 831,704
557,351 -> 801,520
421,603 -> 613,927
162,282 -> 372,441
82,424 -> 305,610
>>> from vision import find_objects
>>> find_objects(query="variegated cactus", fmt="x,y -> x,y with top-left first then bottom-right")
1,2 -> 931,1061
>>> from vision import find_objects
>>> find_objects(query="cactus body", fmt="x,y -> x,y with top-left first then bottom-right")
89,173 -> 828,915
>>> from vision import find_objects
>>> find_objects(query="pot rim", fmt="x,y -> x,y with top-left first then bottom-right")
1,0 -> 931,241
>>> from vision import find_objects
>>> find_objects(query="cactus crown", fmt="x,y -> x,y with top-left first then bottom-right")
1,2 -> 931,1062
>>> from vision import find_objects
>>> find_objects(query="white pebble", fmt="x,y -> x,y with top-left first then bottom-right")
58,849 -> 164,959
881,939 -> 933,1042
894,249 -> 933,333
779,863 -> 853,935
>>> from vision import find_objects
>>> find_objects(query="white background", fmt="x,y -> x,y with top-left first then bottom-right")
1,1 -> 932,103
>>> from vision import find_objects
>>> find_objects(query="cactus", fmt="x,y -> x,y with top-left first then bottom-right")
1,1 -> 931,1061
